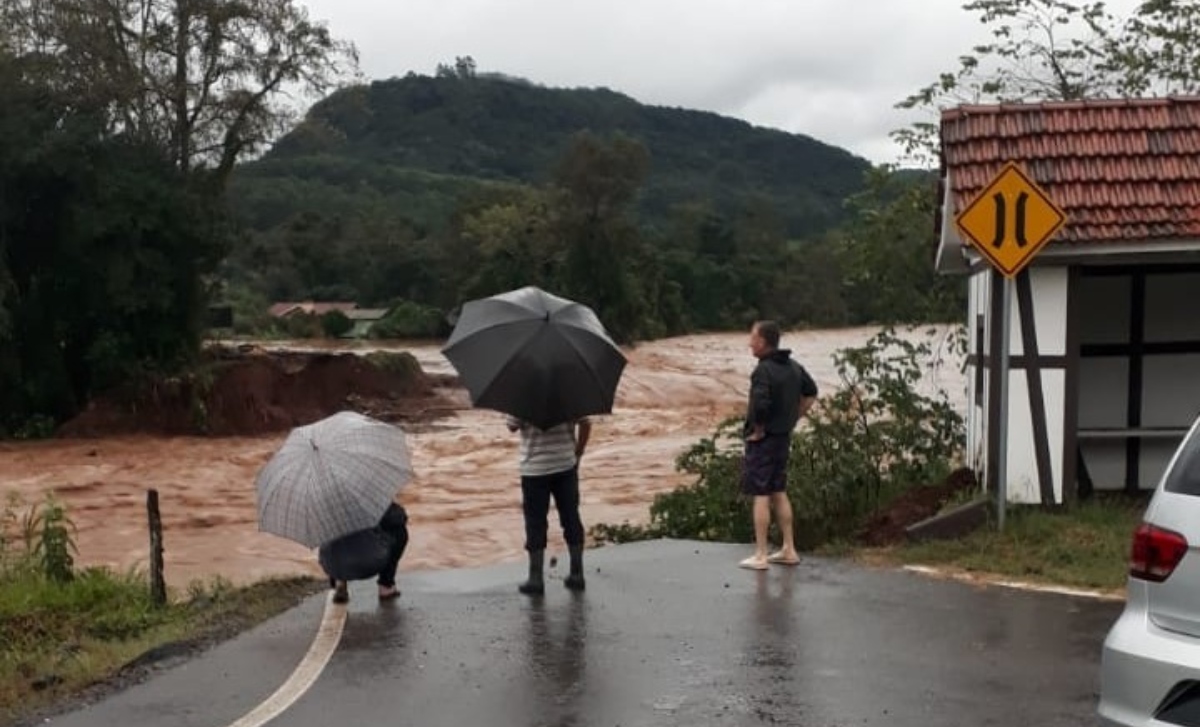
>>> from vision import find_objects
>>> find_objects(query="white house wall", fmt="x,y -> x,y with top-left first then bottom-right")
1141,273 -> 1200,482
1007,369 -> 1066,503
1077,270 -> 1200,490
1142,355 -> 1200,426
1077,356 -> 1129,487
1140,354 -> 1200,486
965,275 -> 986,473
1144,275 -> 1200,477
966,266 -> 1069,504
1006,267 -> 1068,504
1010,268 -> 1069,357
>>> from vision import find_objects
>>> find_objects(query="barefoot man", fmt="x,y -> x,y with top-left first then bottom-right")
739,320 -> 818,570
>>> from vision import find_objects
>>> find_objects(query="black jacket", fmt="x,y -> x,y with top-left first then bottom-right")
745,349 -> 818,436
318,504 -> 409,581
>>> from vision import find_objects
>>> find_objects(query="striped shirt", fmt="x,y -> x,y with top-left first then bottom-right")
506,416 -> 581,477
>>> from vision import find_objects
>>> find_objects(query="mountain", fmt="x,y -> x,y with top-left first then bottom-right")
228,72 -> 873,237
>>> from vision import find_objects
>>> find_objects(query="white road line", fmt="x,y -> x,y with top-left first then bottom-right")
224,594 -> 347,727
902,564 -> 1125,601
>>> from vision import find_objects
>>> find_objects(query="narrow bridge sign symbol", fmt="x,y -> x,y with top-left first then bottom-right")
955,161 -> 1068,277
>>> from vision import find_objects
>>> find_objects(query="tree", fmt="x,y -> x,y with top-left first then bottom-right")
0,0 -> 357,183
455,55 -> 477,79
458,189 -> 560,298
0,54 -> 229,432
777,237 -> 850,327
837,168 -> 966,324
894,0 -> 1200,164
321,310 -> 352,338
551,132 -> 652,342
1107,0 -> 1200,96
894,0 -> 1117,164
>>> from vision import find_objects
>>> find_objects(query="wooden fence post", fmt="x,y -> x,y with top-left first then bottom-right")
147,489 -> 166,606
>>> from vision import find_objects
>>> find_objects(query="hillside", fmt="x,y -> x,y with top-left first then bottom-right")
228,72 -> 872,237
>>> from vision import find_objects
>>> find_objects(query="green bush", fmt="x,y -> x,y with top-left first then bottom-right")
364,351 -> 422,378
369,300 -> 444,339
591,327 -> 966,548
281,313 -> 323,338
650,419 -> 753,542
10,495 -> 78,583
320,310 -> 353,338
0,494 -> 19,567
0,496 -> 162,649
223,286 -> 276,337
10,414 -> 57,440
789,327 -> 963,542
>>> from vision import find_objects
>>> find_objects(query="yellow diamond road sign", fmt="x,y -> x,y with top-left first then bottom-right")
955,162 -> 1067,278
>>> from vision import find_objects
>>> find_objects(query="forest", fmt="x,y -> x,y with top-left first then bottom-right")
24,0 -> 1199,433
221,64 -> 961,343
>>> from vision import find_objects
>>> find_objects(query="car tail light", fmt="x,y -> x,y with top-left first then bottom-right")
1130,523 -> 1189,583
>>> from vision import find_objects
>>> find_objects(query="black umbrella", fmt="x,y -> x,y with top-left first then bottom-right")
441,286 -> 626,429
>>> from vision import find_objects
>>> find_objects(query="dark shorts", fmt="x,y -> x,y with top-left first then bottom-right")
741,434 -> 791,496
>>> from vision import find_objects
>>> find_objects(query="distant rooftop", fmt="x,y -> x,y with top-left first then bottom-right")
344,308 -> 390,321
268,302 -> 358,318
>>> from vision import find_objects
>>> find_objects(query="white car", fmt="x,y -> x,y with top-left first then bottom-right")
1100,415 -> 1200,726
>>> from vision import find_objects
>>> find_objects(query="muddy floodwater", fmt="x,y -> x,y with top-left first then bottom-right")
0,327 -> 964,589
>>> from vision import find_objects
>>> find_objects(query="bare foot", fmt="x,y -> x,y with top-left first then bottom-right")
738,555 -> 769,571
767,550 -> 801,565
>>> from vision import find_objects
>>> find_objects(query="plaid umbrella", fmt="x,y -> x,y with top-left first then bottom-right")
255,411 -> 413,548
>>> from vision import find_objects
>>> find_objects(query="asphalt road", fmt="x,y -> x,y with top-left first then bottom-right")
39,540 -> 1121,727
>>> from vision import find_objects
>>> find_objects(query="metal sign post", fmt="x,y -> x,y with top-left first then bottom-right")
995,277 -> 1012,531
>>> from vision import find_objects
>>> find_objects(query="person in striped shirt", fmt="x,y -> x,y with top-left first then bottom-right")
506,415 -> 592,595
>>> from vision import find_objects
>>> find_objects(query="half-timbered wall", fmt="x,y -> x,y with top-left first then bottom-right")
966,267 -> 1070,504
1075,267 -> 1200,492
967,265 -> 1200,502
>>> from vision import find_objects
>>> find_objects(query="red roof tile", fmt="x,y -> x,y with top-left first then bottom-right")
940,97 -> 1200,245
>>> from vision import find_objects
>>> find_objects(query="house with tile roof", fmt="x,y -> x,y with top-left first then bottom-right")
265,302 -> 392,338
935,97 -> 1200,504
267,301 -> 358,318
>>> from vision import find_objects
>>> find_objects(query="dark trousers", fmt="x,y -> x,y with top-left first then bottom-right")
321,504 -> 409,588
522,466 -> 584,551
377,513 -> 409,588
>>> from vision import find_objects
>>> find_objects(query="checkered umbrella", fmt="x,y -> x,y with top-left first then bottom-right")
255,411 -> 413,548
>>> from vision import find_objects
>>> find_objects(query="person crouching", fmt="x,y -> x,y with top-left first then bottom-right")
319,502 -> 409,603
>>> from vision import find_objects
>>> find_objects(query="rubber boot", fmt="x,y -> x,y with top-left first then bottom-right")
332,581 -> 349,604
518,549 -> 545,595
564,544 -> 586,591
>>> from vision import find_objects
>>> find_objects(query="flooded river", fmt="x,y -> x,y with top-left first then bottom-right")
0,327 -> 964,589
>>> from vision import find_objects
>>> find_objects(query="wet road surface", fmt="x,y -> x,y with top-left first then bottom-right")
39,540 -> 1118,727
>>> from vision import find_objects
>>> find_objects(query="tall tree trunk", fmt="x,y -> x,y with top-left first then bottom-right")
173,0 -> 190,174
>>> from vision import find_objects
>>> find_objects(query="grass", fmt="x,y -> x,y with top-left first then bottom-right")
845,494 -> 1148,593
0,565 -> 324,726
0,493 -> 323,724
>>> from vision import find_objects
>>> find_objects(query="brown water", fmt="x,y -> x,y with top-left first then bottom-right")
0,327 -> 964,589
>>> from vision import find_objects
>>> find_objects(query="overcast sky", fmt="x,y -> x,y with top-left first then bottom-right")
300,0 -> 1140,166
